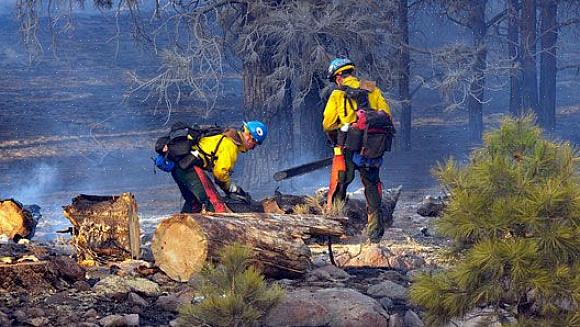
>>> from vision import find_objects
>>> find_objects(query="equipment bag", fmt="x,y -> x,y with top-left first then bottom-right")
154,122 -> 224,171
338,83 -> 396,158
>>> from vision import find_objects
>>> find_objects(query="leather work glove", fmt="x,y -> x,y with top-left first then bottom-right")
227,183 -> 253,204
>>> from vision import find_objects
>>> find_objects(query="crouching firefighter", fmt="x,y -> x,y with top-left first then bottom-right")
323,57 -> 396,244
154,121 -> 268,213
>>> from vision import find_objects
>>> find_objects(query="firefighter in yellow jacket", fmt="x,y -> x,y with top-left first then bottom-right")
323,57 -> 393,244
171,121 -> 267,213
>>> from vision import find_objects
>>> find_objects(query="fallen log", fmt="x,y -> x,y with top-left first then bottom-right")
0,199 -> 40,242
152,212 -> 347,282
63,193 -> 141,262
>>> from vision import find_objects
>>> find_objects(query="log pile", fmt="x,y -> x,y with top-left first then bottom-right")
152,212 -> 347,282
0,199 -> 40,242
63,193 -> 141,262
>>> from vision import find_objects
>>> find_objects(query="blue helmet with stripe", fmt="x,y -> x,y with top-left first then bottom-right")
243,120 -> 268,144
327,57 -> 355,81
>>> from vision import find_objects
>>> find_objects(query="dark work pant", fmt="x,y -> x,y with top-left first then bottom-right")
334,150 -> 385,243
171,166 -> 215,213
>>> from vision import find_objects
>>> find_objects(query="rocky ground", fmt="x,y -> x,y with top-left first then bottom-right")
0,188 -> 453,327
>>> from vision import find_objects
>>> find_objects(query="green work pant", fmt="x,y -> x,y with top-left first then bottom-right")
171,166 -> 215,213
334,150 -> 385,243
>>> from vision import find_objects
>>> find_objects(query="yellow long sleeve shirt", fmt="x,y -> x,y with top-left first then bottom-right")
322,76 -> 391,132
194,131 -> 245,190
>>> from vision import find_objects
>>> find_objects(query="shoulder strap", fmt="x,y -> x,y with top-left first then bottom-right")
197,135 -> 226,169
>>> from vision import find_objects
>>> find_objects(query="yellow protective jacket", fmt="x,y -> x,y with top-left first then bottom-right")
322,76 -> 392,132
194,129 -> 246,190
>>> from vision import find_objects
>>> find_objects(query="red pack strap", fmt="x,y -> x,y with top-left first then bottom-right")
193,166 -> 230,213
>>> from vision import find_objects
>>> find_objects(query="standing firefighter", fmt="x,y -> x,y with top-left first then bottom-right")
323,57 -> 395,244
156,121 -> 267,213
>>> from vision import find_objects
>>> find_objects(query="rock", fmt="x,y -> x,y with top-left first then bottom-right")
99,315 -> 125,327
169,318 -> 180,327
379,270 -> 408,283
110,259 -> 152,277
265,288 -> 389,327
389,313 -> 404,327
94,275 -> 161,297
124,314 -> 139,326
335,244 -> 394,268
13,310 -> 26,323
84,309 -> 99,318
416,195 -> 445,217
264,290 -> 329,327
52,256 -> 85,281
318,288 -> 389,327
156,294 -> 182,312
78,323 -> 100,327
404,310 -> 424,327
444,307 -> 516,327
305,264 -> 350,282
127,292 -> 148,307
29,317 -> 50,327
85,267 -> 112,280
379,297 -> 394,312
44,292 -> 73,305
25,307 -> 45,317
0,310 -> 11,326
152,272 -> 171,284
74,280 -> 92,292
367,281 -> 408,302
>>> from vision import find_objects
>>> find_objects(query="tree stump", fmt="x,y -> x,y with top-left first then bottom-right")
0,199 -> 39,241
63,193 -> 141,262
152,213 -> 347,282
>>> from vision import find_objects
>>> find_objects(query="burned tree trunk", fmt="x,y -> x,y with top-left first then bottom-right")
151,212 -> 346,282
467,2 -> 487,144
399,0 -> 412,151
508,0 -> 523,116
521,0 -> 540,117
539,0 -> 558,130
0,199 -> 39,242
63,193 -> 141,262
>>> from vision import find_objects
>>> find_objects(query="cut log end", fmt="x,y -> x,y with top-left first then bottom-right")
152,215 -> 208,282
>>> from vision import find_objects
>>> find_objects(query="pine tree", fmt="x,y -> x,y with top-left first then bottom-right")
177,243 -> 284,327
410,116 -> 580,326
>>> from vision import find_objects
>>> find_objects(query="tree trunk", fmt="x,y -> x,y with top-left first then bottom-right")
151,212 -> 347,281
508,0 -> 523,116
539,0 -> 558,130
398,0 -> 412,151
289,79 -> 328,187
521,0 -> 540,118
0,199 -> 39,242
467,2 -> 487,144
63,193 -> 141,262
241,61 -> 294,189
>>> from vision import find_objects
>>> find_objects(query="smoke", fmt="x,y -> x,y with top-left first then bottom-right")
9,163 -> 60,205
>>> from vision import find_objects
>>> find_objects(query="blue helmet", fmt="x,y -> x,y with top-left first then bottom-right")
243,120 -> 268,144
327,57 -> 355,81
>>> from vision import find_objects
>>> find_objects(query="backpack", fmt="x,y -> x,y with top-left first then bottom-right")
339,83 -> 396,159
154,122 -> 224,171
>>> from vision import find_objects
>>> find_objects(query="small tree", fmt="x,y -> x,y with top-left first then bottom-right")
410,115 -> 580,326
178,243 -> 284,327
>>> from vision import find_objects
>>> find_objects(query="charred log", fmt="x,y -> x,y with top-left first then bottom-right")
0,199 -> 40,242
63,193 -> 141,262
